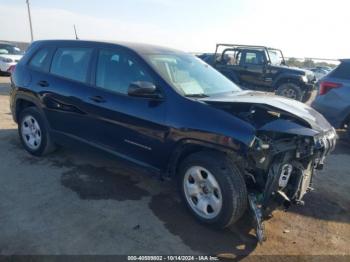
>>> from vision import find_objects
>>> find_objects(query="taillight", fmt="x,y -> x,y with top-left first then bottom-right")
319,81 -> 342,95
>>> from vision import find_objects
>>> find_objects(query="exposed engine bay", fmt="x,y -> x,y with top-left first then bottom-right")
202,94 -> 337,243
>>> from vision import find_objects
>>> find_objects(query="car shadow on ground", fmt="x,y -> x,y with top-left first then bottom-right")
149,192 -> 258,257
287,135 -> 350,224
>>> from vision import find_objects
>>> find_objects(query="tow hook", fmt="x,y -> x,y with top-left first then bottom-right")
248,193 -> 266,244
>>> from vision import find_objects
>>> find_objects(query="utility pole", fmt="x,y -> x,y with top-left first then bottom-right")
26,0 -> 34,42
73,24 -> 79,40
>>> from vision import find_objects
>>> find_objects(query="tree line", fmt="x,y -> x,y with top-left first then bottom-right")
286,57 -> 337,69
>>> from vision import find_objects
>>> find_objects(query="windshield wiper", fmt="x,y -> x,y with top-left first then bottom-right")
185,94 -> 209,98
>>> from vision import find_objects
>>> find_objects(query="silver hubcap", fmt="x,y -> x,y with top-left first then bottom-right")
281,87 -> 297,99
21,115 -> 42,150
183,166 -> 222,219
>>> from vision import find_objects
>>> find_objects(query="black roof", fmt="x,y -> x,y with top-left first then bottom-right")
33,39 -> 183,55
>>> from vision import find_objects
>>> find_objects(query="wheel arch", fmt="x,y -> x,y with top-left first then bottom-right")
274,76 -> 303,89
14,95 -> 43,123
165,139 -> 243,179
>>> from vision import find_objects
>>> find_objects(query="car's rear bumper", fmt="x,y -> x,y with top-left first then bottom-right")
0,61 -> 17,73
311,98 -> 347,128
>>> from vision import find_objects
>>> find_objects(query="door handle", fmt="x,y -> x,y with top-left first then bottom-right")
89,95 -> 106,103
38,80 -> 49,87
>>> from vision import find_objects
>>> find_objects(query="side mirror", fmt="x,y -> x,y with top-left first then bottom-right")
128,81 -> 162,99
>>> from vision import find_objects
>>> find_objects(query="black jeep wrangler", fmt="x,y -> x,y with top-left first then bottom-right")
198,44 -> 316,102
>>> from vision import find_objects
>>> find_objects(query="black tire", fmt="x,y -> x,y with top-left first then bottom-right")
276,82 -> 302,101
302,91 -> 312,103
0,69 -> 10,76
178,151 -> 247,228
18,106 -> 56,156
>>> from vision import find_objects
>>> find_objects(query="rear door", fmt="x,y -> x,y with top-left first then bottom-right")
40,45 -> 94,141
78,46 -> 168,169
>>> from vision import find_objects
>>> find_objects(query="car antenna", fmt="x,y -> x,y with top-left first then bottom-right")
73,24 -> 79,40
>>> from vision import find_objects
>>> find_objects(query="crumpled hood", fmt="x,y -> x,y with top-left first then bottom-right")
201,91 -> 332,132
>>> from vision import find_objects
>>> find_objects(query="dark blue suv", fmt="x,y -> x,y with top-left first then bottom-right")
10,40 -> 336,242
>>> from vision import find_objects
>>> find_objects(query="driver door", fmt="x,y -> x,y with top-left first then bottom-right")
80,47 -> 168,169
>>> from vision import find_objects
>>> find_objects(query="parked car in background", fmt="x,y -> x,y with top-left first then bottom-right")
312,59 -> 350,137
11,40 -> 336,242
316,66 -> 333,73
0,42 -> 24,75
309,67 -> 329,81
198,44 -> 316,102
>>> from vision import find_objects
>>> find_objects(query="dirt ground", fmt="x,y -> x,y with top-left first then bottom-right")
0,76 -> 349,259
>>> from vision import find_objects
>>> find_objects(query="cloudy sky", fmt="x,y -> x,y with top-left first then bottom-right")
0,0 -> 348,59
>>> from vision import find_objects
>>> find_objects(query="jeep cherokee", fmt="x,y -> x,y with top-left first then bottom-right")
10,40 -> 336,242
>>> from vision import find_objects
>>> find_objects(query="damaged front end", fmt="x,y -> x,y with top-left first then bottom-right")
203,93 -> 337,243
247,126 -> 336,242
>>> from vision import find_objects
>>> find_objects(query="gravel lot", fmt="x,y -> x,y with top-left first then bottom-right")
0,76 -> 349,258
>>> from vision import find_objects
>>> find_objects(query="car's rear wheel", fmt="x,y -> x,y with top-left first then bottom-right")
178,151 -> 247,228
276,83 -> 302,101
18,107 -> 56,156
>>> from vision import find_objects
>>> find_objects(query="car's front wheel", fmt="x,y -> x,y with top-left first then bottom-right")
178,151 -> 247,228
276,82 -> 302,101
18,107 -> 56,156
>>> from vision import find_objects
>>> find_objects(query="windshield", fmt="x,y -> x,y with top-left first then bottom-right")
268,49 -> 284,65
145,53 -> 241,96
0,44 -> 23,55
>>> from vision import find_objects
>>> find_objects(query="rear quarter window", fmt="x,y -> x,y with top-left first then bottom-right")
331,62 -> 350,80
29,48 -> 50,70
50,47 -> 93,83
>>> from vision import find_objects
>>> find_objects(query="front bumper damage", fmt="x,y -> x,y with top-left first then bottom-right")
201,92 -> 337,243
247,128 -> 336,243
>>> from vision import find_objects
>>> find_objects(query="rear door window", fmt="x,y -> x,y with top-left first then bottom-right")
50,48 -> 93,83
29,48 -> 51,71
331,62 -> 350,80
